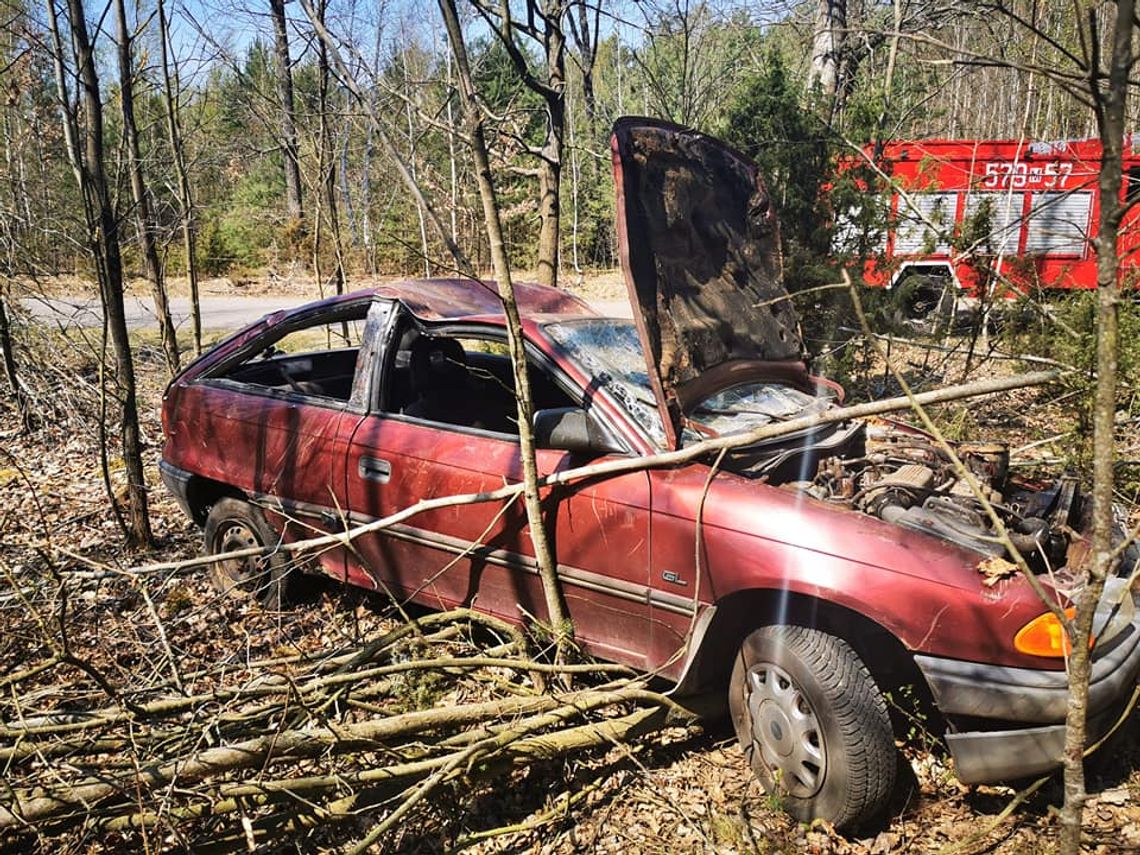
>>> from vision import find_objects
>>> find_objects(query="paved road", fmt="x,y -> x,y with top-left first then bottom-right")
21,293 -> 633,331
590,299 -> 632,318
19,295 -> 316,332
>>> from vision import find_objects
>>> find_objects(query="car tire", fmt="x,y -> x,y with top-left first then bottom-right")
729,624 -> 896,830
889,275 -> 953,334
895,275 -> 942,318
203,497 -> 290,609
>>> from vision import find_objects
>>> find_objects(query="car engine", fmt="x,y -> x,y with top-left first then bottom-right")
751,418 -> 1083,572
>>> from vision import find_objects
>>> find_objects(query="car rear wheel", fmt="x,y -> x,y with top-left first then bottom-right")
729,625 -> 896,830
204,498 -> 289,609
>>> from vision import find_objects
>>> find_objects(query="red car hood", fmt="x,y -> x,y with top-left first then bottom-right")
610,117 -> 805,449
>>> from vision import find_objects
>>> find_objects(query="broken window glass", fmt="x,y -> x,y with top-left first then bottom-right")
543,319 -> 667,445
545,318 -> 839,447
689,383 -> 835,437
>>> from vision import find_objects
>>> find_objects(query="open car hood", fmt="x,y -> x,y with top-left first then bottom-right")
611,117 -> 805,449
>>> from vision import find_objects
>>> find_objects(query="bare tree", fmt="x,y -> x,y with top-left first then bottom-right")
469,0 -> 568,287
115,0 -> 180,376
0,290 -> 28,429
567,0 -> 601,141
629,1 -> 753,129
400,36 -> 431,277
298,0 -> 469,270
439,0 -> 570,651
0,3 -> 36,429
808,0 -> 845,117
310,0 -> 346,294
44,0 -> 152,546
157,0 -> 202,355
801,0 -> 959,130
270,0 -> 304,227
1056,2 -> 1134,851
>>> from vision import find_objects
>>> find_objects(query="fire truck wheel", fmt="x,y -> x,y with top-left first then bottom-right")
894,275 -> 944,320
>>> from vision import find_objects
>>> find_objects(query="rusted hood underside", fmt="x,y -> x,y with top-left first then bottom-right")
611,117 -> 804,448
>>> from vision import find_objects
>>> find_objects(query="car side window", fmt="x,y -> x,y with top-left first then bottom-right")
212,304 -> 374,405
384,330 -> 575,434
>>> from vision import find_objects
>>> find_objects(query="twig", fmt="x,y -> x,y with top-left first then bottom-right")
56,367 -> 1064,585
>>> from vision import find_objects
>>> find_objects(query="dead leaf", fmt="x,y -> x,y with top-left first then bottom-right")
869,831 -> 898,853
1099,787 -> 1130,806
978,555 -> 1019,586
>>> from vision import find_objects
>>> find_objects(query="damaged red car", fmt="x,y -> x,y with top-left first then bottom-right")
161,118 -> 1140,829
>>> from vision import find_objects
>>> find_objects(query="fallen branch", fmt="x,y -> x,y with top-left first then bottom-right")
0,684 -> 673,829
56,368 -> 1062,584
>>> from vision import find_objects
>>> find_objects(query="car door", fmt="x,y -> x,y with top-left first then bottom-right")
343,322 -> 656,668
180,297 -> 393,587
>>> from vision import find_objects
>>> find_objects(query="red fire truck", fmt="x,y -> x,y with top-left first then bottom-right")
850,137 -> 1140,317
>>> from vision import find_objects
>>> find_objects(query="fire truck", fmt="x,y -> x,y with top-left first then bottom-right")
849,137 -> 1140,318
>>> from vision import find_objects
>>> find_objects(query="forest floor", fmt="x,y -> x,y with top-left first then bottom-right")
2,280 -> 1140,853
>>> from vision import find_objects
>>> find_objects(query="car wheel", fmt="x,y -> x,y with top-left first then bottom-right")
203,497 -> 289,609
894,275 -> 941,318
889,275 -> 952,334
729,625 -> 896,830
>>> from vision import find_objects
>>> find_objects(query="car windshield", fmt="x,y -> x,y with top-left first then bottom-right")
544,318 -> 833,446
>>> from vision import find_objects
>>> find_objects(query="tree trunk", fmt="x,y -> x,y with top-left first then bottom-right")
445,45 -> 460,248
569,0 -> 599,143
115,0 -> 180,376
310,0 -> 328,293
535,0 -> 565,287
312,0 -> 346,333
47,0 -> 152,547
476,0 -> 567,287
403,46 -> 431,277
439,0 -> 571,650
324,139 -> 347,296
808,0 -> 846,119
270,0 -> 304,227
0,290 -> 29,430
536,157 -> 561,286
1058,3 -> 1134,852
157,0 -> 202,356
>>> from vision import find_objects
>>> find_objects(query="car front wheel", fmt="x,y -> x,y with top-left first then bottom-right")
203,497 -> 289,609
728,625 -> 896,830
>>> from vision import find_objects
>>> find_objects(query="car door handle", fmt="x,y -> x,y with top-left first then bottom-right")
358,456 -> 392,484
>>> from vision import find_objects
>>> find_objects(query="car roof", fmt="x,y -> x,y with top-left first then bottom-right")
312,278 -> 599,323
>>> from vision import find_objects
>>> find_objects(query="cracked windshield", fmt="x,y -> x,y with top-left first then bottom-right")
544,318 -> 834,445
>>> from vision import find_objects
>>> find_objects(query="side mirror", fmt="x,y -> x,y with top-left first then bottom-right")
533,407 -> 624,456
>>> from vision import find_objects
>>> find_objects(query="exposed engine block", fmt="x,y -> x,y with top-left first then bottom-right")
789,419 -> 1081,570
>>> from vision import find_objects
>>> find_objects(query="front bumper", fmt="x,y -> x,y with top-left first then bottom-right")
914,602 -> 1140,784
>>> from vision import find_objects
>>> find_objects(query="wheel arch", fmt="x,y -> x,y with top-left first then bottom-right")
670,589 -> 936,721
887,261 -> 959,291
184,476 -> 247,526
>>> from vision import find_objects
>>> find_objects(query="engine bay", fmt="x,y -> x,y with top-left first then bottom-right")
736,417 -> 1083,571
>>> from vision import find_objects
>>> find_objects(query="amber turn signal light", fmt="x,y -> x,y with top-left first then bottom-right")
1014,608 -> 1077,657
